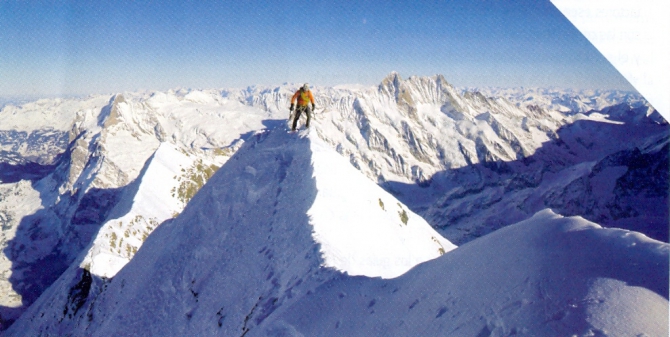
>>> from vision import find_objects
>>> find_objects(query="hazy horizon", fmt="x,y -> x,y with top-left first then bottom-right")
1,1 -> 636,97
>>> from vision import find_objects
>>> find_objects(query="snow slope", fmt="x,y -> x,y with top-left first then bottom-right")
309,136 -> 454,278
79,143 -> 194,278
263,209 -> 669,336
0,73 -> 666,331
5,126 -> 454,336
0,90 -> 277,324
7,140 -> 667,336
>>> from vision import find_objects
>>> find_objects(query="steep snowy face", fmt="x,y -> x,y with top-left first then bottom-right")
0,92 -> 241,326
416,105 -> 669,244
0,94 -> 164,321
263,210 -> 669,337
0,95 -> 140,326
0,73 -> 665,330
212,73 -> 572,188
273,74 -> 667,245
78,143 -> 197,278
309,73 -> 567,185
308,134 -> 454,278
6,127 -> 454,336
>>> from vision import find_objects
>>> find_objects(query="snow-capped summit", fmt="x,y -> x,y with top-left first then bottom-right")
0,87 -> 281,325
5,126 -> 454,336
6,127 -> 667,335
0,73 -> 666,332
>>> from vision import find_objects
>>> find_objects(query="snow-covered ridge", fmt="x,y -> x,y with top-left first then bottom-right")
6,138 -> 667,336
1,91 -> 248,327
79,143 -> 194,278
0,73 -> 666,330
5,127 -> 457,336
264,209 -> 668,336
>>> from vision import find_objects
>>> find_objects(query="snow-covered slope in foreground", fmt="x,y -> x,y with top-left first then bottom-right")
7,127 -> 667,336
266,209 -> 669,336
5,126 -> 453,336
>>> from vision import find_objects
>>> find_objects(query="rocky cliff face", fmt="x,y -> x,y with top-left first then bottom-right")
271,73 -> 668,244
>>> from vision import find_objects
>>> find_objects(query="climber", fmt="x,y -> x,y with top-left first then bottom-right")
289,83 -> 316,131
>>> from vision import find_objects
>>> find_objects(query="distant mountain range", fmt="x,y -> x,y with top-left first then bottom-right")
0,73 -> 667,334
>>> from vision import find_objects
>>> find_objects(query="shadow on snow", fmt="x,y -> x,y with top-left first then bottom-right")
384,115 -> 669,245
1,119 -> 318,333
0,131 -> 147,329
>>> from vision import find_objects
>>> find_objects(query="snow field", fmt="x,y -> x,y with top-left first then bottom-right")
4,125 -> 459,336
308,133 -> 455,278
264,210 -> 668,336
81,143 -> 196,278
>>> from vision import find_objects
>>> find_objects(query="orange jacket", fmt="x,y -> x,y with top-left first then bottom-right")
291,89 -> 315,107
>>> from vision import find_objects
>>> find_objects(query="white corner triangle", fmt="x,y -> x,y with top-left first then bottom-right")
551,0 -> 670,120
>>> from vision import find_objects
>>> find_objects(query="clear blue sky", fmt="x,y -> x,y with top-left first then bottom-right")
0,0 -> 634,97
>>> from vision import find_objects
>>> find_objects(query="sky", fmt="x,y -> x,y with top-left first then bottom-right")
0,0 -> 636,97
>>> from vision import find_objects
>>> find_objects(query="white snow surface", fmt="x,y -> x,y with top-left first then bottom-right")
0,96 -> 111,132
471,87 -> 647,114
309,134 -> 455,278
80,143 -> 193,278
5,126 -> 455,336
263,210 -> 669,337
0,74 -> 666,333
8,165 -> 667,336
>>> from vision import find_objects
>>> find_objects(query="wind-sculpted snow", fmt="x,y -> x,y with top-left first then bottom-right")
10,112 -> 661,336
5,127 -> 453,336
262,210 -> 668,336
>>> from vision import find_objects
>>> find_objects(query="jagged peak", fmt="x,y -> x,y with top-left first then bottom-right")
112,93 -> 126,104
100,94 -> 125,129
384,71 -> 402,81
463,90 -> 489,103
378,71 -> 403,94
1,74 -> 664,335
433,74 -> 455,90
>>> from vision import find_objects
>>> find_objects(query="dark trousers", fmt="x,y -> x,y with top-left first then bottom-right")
292,105 -> 312,131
